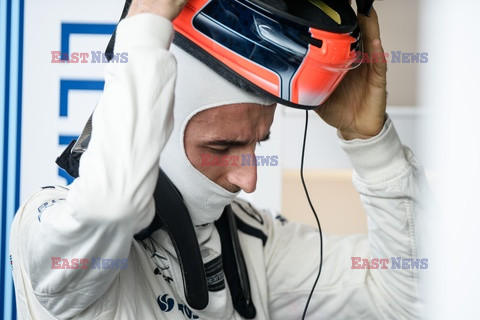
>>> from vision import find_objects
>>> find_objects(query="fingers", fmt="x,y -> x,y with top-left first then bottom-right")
127,0 -> 188,21
358,7 -> 387,85
357,7 -> 381,43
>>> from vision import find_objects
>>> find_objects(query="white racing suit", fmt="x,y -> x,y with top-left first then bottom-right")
10,14 -> 428,320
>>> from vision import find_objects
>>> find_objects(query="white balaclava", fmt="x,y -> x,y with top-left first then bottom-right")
160,45 -> 274,226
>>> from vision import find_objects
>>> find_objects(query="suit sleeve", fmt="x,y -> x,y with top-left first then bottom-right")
266,117 -> 428,319
10,14 -> 176,319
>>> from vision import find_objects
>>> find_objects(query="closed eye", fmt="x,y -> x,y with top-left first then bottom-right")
207,146 -> 230,154
204,132 -> 270,152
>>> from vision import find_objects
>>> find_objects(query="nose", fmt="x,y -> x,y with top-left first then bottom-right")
226,153 -> 258,193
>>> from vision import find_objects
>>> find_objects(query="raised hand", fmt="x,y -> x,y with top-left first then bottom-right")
315,7 -> 387,140
127,0 -> 189,21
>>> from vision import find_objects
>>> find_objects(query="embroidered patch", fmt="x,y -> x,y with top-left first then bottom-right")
37,198 -> 66,222
204,255 -> 225,292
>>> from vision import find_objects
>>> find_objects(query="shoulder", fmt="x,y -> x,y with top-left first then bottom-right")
13,185 -> 70,227
231,198 -> 266,225
230,198 -> 289,247
10,185 -> 71,269
231,198 -> 288,226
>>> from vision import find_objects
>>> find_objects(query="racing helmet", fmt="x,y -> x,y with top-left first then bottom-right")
171,0 -> 373,109
107,0 -> 373,110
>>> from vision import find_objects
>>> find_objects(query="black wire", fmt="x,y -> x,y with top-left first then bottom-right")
300,110 -> 324,320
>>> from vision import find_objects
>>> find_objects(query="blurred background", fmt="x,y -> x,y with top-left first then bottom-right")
1,0 -> 479,319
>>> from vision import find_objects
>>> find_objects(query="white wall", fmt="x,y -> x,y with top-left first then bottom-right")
280,106 -> 422,170
419,1 -> 480,319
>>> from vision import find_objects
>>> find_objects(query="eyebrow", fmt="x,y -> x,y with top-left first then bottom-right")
206,132 -> 271,146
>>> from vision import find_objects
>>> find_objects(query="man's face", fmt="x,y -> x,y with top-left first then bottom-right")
184,103 -> 276,194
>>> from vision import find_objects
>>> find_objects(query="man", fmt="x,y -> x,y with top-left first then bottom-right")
10,0 -> 427,319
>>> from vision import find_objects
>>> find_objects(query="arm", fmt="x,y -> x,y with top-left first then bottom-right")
267,6 -> 427,318
10,7 -> 183,318
266,117 -> 428,319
